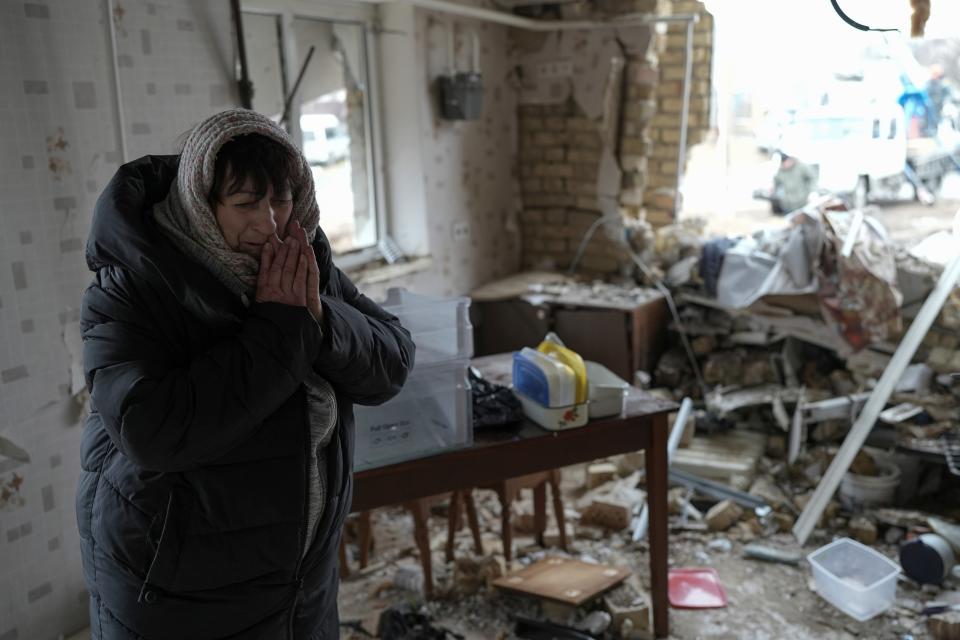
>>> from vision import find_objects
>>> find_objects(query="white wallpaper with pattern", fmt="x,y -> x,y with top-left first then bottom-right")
362,7 -> 522,300
0,2 -> 236,638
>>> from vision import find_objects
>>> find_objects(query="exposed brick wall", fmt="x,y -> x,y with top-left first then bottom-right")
517,101 -> 630,274
513,0 -> 714,276
644,0 -> 714,227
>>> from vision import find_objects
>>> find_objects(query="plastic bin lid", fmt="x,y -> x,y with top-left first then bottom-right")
668,568 -> 728,609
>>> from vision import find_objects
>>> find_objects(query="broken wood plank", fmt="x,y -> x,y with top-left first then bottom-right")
671,429 -> 767,484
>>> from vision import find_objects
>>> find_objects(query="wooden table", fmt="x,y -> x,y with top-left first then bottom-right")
352,354 -> 676,637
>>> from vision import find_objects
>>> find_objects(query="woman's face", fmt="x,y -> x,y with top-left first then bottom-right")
214,174 -> 294,259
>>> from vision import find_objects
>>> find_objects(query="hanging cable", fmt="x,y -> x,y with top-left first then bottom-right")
829,0 -> 898,33
628,252 -> 708,399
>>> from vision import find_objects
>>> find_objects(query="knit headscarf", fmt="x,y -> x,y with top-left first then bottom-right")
154,108 -> 320,302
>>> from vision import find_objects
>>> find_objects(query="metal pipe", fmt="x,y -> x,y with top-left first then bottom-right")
230,0 -> 254,109
393,0 -> 699,31
105,0 -> 128,162
633,397 -> 693,541
673,18 -> 695,216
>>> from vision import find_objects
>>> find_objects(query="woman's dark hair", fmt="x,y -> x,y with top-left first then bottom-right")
209,133 -> 297,203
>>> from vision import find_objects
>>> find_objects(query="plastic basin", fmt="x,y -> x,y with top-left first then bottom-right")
807,537 -> 900,621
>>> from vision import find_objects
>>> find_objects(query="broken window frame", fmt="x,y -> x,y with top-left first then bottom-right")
241,1 -> 393,269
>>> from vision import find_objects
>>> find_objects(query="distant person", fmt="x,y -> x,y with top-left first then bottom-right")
926,64 -> 953,136
771,152 -> 817,214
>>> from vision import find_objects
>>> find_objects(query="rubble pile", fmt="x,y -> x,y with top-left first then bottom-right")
333,205 -> 960,639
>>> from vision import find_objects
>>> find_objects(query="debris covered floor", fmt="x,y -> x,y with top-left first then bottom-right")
336,460 -> 957,639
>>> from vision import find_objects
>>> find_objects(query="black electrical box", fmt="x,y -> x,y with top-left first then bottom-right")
439,71 -> 483,120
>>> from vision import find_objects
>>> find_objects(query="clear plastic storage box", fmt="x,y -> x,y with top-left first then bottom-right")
353,358 -> 473,470
382,288 -> 473,364
807,537 -> 901,621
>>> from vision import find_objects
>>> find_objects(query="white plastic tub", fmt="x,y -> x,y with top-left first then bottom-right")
585,361 -> 629,419
514,391 -> 588,431
808,537 -> 900,621
353,358 -> 473,470
839,460 -> 902,510
381,288 -> 473,364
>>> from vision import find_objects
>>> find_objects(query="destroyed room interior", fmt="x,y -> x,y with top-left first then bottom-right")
6,0 -> 960,638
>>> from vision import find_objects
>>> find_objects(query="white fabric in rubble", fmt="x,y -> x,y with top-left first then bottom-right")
716,214 -> 824,309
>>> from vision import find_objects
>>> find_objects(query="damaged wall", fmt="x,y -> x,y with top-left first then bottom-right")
0,1 -> 237,638
514,0 -> 714,276
362,3 -> 523,299
644,0 -> 714,227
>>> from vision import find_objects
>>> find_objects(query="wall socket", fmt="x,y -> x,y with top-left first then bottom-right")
452,221 -> 470,242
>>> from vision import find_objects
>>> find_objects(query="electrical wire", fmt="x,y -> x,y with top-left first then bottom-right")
630,252 -> 708,398
829,0 -> 898,33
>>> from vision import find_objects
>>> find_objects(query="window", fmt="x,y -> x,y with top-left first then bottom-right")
241,5 -> 388,265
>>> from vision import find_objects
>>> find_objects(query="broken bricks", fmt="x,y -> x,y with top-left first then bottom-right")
603,580 -> 651,640
848,516 -> 878,545
704,499 -> 743,532
580,498 -> 633,531
585,462 -> 619,490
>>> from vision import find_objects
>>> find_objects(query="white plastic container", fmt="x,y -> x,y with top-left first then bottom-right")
353,358 -> 472,470
585,361 -> 629,419
808,537 -> 901,621
381,288 -> 473,365
515,347 -> 577,408
839,460 -> 902,510
514,391 -> 588,431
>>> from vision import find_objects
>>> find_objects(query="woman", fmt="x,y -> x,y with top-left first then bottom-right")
78,109 -> 414,639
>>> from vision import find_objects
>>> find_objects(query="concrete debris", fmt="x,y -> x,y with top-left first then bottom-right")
705,500 -> 744,532
603,581 -> 651,639
585,462 -> 619,490
452,555 -> 503,595
742,544 -> 802,566
577,610 -> 612,635
580,498 -> 634,531
393,563 -> 425,594
848,516 -> 879,545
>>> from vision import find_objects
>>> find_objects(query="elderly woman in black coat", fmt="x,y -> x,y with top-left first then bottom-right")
78,109 -> 414,639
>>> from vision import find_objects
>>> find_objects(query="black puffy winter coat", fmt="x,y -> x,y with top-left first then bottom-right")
77,155 -> 414,639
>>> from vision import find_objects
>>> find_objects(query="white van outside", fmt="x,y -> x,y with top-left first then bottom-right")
300,113 -> 349,166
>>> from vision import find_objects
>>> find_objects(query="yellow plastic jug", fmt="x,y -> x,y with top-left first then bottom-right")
537,337 -> 588,405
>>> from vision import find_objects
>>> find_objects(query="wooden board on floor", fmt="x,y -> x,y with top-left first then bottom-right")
492,556 -> 630,606
672,429 -> 767,484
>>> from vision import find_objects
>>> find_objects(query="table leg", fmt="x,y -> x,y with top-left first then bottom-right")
358,510 -> 372,569
446,491 -> 462,562
496,486 -> 513,563
548,470 -> 568,551
533,482 -> 547,546
338,535 -> 350,579
646,413 -> 669,638
406,500 -> 434,598
463,491 -> 484,555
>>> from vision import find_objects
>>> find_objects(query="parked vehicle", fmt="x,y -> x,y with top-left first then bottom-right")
776,103 -> 957,207
300,113 -> 350,166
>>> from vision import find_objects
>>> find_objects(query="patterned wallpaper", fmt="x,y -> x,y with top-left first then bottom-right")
362,7 -> 522,300
0,2 -> 236,638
